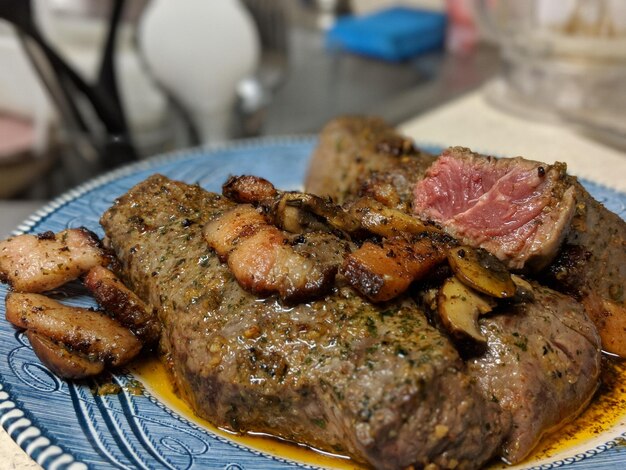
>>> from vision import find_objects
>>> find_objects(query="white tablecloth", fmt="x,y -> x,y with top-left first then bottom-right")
1,86 -> 624,469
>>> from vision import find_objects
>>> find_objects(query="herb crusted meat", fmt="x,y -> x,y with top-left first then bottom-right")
101,174 -> 507,469
306,116 -> 626,357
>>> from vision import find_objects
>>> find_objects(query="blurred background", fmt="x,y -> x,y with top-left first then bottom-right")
0,1 -> 624,466
0,0 -> 624,204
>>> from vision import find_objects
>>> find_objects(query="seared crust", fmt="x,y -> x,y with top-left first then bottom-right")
101,174 -> 506,469
542,179 -> 626,356
84,266 -> 160,344
305,116 -> 435,208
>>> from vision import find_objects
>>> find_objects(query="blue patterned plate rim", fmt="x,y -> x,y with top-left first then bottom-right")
0,136 -> 624,470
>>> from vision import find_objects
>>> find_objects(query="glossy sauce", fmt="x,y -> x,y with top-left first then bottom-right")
524,357 -> 626,461
130,356 -> 364,469
131,355 -> 626,469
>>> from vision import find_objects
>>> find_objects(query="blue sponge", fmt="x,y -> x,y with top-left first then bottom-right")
326,7 -> 447,62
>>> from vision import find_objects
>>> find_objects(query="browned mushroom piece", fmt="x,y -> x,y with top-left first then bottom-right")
447,245 -> 516,299
347,197 -> 440,238
280,192 -> 362,235
437,276 -> 496,343
0,228 -> 109,293
273,193 -> 335,234
511,274 -> 535,302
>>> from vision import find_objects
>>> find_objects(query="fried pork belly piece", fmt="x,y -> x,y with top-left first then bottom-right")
0,228 -> 109,292
5,293 -> 142,369
84,266 -> 160,344
342,236 -> 447,302
203,205 -> 347,303
222,174 -> 278,203
26,331 -> 105,379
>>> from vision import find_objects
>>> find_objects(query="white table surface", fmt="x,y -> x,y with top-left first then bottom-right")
0,85 -> 625,469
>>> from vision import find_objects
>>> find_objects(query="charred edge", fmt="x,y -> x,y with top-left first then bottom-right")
340,258 -> 384,299
36,231 -> 56,241
78,227 -> 106,249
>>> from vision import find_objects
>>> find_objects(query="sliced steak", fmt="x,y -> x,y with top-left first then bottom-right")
542,182 -> 626,356
466,285 -> 601,463
412,147 -> 576,271
410,146 -> 626,356
306,117 -> 625,356
101,174 -> 506,470
305,116 -> 436,209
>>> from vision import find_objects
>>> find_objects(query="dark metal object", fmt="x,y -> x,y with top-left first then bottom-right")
0,0 -> 138,176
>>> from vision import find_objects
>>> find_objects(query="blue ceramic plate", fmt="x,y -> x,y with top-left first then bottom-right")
1,137 -> 625,470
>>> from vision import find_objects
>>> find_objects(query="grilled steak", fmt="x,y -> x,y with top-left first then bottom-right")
541,184 -> 626,357
305,116 -> 436,209
412,147 -> 576,271
466,285 -> 601,463
101,175 -> 507,470
306,116 -> 626,356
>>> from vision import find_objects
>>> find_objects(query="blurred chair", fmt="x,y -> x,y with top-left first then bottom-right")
0,22 -> 55,197
236,0 -> 290,137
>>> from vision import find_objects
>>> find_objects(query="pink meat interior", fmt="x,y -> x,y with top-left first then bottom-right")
413,153 -> 551,239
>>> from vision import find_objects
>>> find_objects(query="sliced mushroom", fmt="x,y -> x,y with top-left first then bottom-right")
26,331 -> 105,379
348,197 -> 440,238
274,193 -> 333,234
511,274 -> 535,302
447,246 -> 516,299
437,276 -> 496,343
281,193 -> 362,235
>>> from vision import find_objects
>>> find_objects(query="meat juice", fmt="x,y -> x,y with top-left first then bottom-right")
130,356 -> 626,469
524,357 -> 626,461
130,356 -> 363,469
